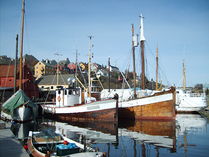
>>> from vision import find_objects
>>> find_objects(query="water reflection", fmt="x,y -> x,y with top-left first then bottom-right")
10,114 -> 209,157
175,114 -> 208,157
119,120 -> 176,151
41,120 -> 118,145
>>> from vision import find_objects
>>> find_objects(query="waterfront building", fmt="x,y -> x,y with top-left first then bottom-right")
34,60 -> 56,78
0,64 -> 39,101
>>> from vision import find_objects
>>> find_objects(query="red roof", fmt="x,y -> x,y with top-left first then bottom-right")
68,64 -> 76,70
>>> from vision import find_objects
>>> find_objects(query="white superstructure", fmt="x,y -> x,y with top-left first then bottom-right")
176,89 -> 207,112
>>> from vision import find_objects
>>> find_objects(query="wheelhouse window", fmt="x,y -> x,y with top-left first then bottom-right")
68,90 -> 72,95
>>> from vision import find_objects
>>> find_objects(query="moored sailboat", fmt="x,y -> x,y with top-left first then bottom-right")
175,61 -> 207,112
1,0 -> 38,122
101,14 -> 176,120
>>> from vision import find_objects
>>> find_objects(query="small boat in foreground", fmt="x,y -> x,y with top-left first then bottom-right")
27,130 -> 106,157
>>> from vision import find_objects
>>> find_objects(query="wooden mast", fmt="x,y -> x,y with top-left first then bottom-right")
75,50 -> 78,87
140,14 -> 145,90
132,24 -> 137,98
19,0 -> 25,89
108,57 -> 110,92
88,36 -> 93,97
156,46 -> 159,90
14,34 -> 18,93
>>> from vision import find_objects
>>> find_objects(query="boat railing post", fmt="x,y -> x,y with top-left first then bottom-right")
113,93 -> 119,122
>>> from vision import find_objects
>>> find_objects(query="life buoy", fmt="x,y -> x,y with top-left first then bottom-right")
57,96 -> 61,102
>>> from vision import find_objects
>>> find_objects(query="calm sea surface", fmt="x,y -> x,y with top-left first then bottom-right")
11,114 -> 209,157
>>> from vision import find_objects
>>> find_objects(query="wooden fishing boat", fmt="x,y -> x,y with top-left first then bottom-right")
101,14 -> 176,121
41,37 -> 119,123
41,88 -> 118,123
118,87 -> 176,120
27,130 -> 106,157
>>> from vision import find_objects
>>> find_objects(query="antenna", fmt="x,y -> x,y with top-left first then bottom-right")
54,52 -> 62,86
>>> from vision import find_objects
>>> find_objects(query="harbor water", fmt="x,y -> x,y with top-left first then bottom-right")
10,113 -> 209,157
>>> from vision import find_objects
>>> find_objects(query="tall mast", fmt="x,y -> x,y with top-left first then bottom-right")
19,0 -> 25,89
108,57 -> 110,92
75,50 -> 78,87
88,36 -> 93,97
57,63 -> 59,85
132,24 -> 137,98
14,34 -> 18,93
140,14 -> 145,90
156,46 -> 159,90
182,60 -> 186,90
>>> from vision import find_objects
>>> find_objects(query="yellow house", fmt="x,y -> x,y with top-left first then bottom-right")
34,61 -> 56,78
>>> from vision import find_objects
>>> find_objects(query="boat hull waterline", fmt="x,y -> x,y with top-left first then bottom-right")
119,88 -> 176,120
42,99 -> 118,122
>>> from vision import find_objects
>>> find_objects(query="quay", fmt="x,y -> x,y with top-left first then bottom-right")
199,107 -> 209,119
0,120 -> 29,157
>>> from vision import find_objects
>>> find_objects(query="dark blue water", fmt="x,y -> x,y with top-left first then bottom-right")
11,114 -> 209,157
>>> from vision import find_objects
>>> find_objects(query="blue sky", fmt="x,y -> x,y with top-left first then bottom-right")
0,0 -> 209,87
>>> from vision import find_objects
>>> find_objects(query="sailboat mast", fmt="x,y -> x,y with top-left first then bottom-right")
132,24 -> 137,98
14,34 -> 18,93
19,0 -> 25,89
108,57 -> 110,92
75,50 -> 78,87
140,14 -> 145,90
88,36 -> 93,97
156,46 -> 159,90
182,60 -> 186,90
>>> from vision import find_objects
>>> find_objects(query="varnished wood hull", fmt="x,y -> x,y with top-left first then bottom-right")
44,107 -> 117,123
42,98 -> 118,123
119,88 -> 176,120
